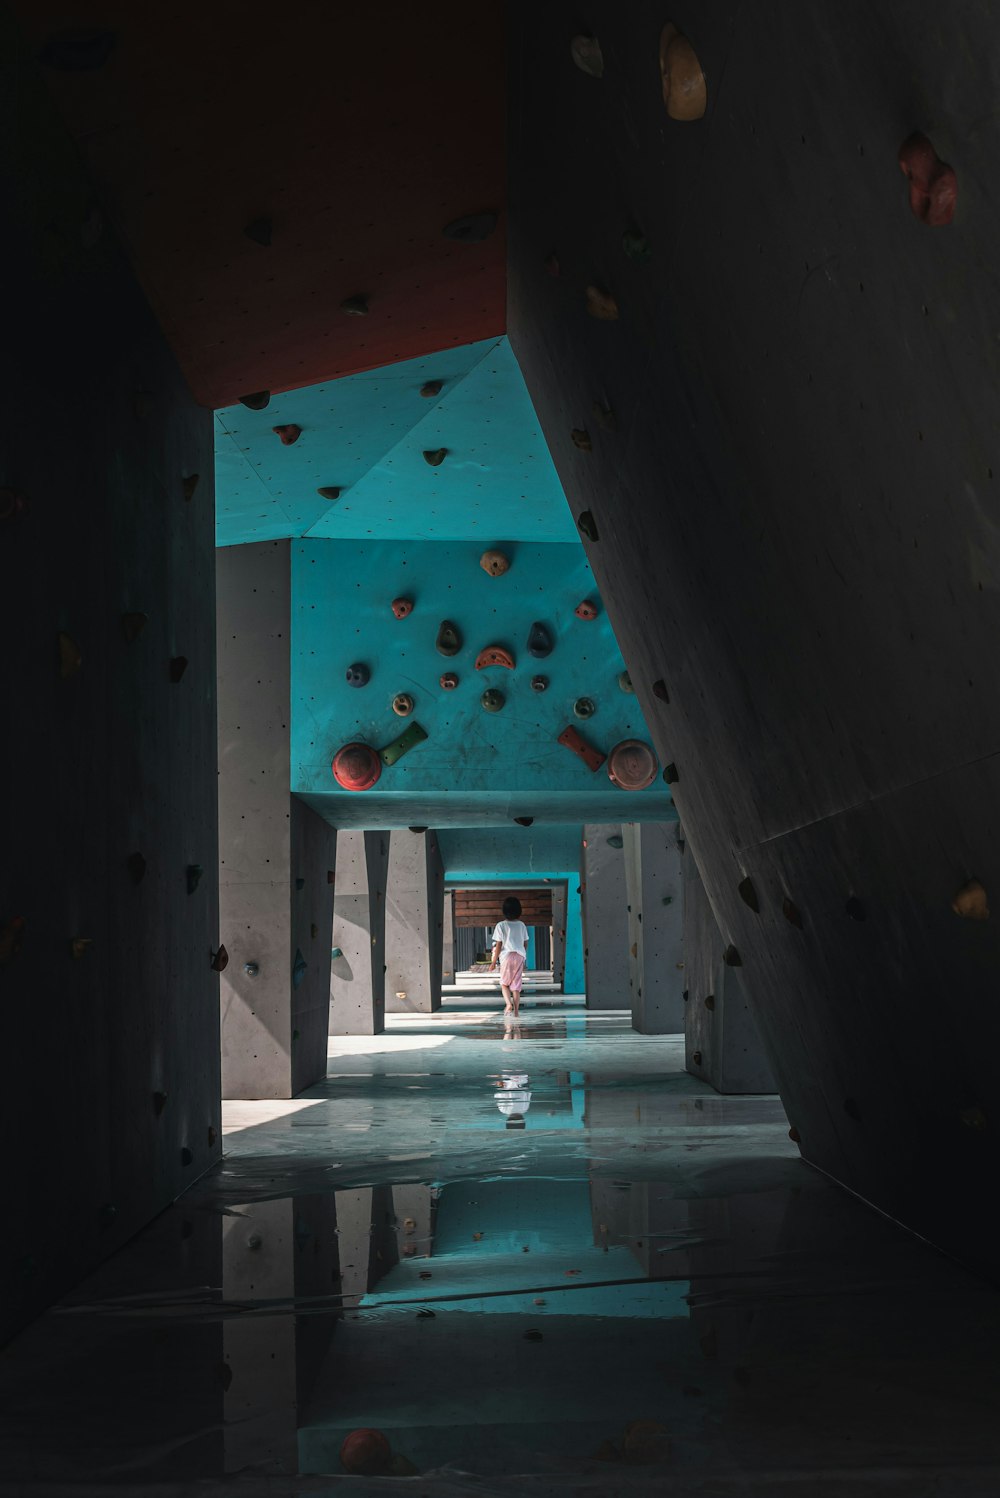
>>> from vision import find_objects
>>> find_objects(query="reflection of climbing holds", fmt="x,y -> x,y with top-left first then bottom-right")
340,1429 -> 391,1477
58,632 -> 82,677
575,600 -> 598,620
952,878 -> 989,919
346,663 -> 370,688
652,679 -> 669,702
121,612 -> 148,643
435,620 -> 462,656
127,852 -> 146,885
527,622 -> 553,658
578,511 -> 599,542
592,1440 -> 620,1463
423,448 -> 447,466
585,285 -> 619,320
618,671 -> 634,693
475,645 -> 515,670
663,763 -> 679,784
571,34 -> 604,77
738,877 -> 759,912
574,696 -> 596,719
292,949 -> 307,989
211,945 -> 229,972
659,23 -> 707,120
606,834 -> 624,848
782,897 -> 803,928
607,739 -> 657,790
186,864 -> 204,894
514,816 -> 534,826
443,211 -> 497,242
845,897 -> 867,921
332,742 -> 382,791
272,424 -> 301,445
317,486 -> 342,501
420,380 -> 443,398
899,132 -> 957,226
481,688 -> 505,713
592,401 -> 617,430
340,294 -> 369,316
239,391 -> 270,410
391,597 -> 414,619
243,215 -> 272,246
40,27 -> 116,69
531,675 -> 548,692
392,693 -> 414,717
558,725 -> 606,772
571,428 -> 592,451
380,721 -> 428,766
622,229 -> 651,261
169,656 -> 189,683
479,549 -> 510,576
723,945 -> 741,967
439,671 -> 458,690
0,916 -> 26,965
182,474 -> 199,501
70,937 -> 93,959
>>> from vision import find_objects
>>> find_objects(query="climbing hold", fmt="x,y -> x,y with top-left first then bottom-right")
531,675 -> 549,692
663,763 -> 679,784
723,944 -> 741,967
381,721 -> 429,766
952,878 -> 989,920
544,252 -> 561,277
69,937 -> 93,959
169,656 -> 188,683
652,679 -> 669,703
239,391 -> 271,410
408,826 -> 428,834
623,1421 -> 671,1466
571,428 -> 593,451
244,962 -> 259,977
514,816 -> 534,827
0,488 -> 27,522
523,1328 -> 544,1342
0,916 -> 25,965
439,671 -> 459,690
898,132 -> 957,226
331,947 -> 342,959
423,448 -> 448,468
292,949 -> 307,989
186,864 -> 204,894
558,724 -> 606,773
481,688 -> 505,713
420,380 -> 443,398
243,215 -> 272,246
121,612 -> 148,643
574,696 -> 596,719
310,923 -> 318,938
606,834 -> 624,849
340,1429 -> 391,1477
607,739 -> 658,790
40,27 -> 116,69
960,1106 -> 988,1130
704,994 -> 715,1010
782,897 -> 803,928
527,622 -> 553,658
126,852 -> 147,885
391,597 -> 414,619
182,474 -> 199,502
211,945 -> 229,972
272,424 -> 301,445
317,486 -> 342,501
585,284 -> 619,320
692,1051 -> 702,1066
340,294 -> 369,316
479,548 -> 510,576
475,645 -> 515,670
577,511 -> 599,542
788,1126 -> 801,1143
592,401 -> 617,430
844,897 -> 867,921
392,692 -> 414,717
152,1091 -> 167,1115
570,34 -> 604,77
58,632 -> 82,678
738,877 -> 759,913
622,228 -> 651,261
208,1126 -> 217,1147
346,662 -> 370,688
181,1147 -> 193,1167
327,870 -> 335,883
435,620 -> 462,656
618,670 -> 634,693
332,742 -> 382,791
443,211 -> 498,243
575,600 -> 598,620
659,23 -> 707,121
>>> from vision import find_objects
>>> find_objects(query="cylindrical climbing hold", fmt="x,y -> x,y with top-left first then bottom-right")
331,742 -> 382,791
392,692 -> 414,717
558,724 -> 606,773
380,721 -> 428,766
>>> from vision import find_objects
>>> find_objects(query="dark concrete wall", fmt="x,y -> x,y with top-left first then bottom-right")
290,796 -> 337,1092
508,1 -> 1000,1270
1,24 -> 219,1342
580,825 -> 630,1008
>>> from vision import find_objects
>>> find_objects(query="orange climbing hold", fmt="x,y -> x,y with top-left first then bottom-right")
272,424 -> 301,445
952,878 -> 989,919
391,597 -> 414,619
585,284 -> 619,321
899,132 -> 957,226
475,645 -> 515,670
659,23 -> 707,120
479,549 -> 510,576
558,724 -> 606,773
340,1429 -> 391,1476
332,742 -> 382,791
575,599 -> 598,620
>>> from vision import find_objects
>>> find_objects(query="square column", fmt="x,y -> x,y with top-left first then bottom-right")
330,830 -> 389,1035
551,884 -> 566,988
442,890 -> 456,986
217,542 -> 336,1099
623,822 -> 685,1034
385,830 -> 445,1013
581,825 -> 630,1009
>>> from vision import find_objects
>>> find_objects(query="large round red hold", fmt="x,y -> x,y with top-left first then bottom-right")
607,739 -> 658,791
331,743 -> 382,792
898,132 -> 957,226
340,1428 -> 391,1475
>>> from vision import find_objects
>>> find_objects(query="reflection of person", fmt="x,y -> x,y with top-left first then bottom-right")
495,1071 -> 531,1130
489,896 -> 530,1016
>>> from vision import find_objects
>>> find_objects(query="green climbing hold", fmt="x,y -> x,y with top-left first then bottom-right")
331,947 -> 343,959
292,949 -> 307,989
435,620 -> 462,656
380,721 -> 429,766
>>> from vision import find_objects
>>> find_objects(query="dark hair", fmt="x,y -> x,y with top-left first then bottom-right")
502,896 -> 522,919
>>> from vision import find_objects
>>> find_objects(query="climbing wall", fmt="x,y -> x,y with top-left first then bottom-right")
507,2 -> 1000,1270
0,21 -> 219,1343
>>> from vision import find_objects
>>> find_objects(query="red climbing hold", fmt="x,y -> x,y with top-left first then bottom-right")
420,380 -> 443,398
898,132 -> 957,226
607,739 -> 658,791
340,1429 -> 391,1476
332,742 -> 382,792
391,597 -> 414,619
439,672 -> 459,690
475,645 -> 516,670
558,725 -> 606,773
272,424 -> 301,445
575,600 -> 598,620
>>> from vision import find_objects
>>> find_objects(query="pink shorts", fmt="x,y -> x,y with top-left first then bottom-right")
500,952 -> 525,993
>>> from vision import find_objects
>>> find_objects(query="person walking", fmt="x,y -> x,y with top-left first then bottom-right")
489,896 -> 530,1016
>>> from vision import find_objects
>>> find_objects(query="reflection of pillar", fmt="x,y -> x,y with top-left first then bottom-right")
551,885 -> 566,988
217,541 -> 336,1099
442,890 -> 456,985
581,825 -> 630,1009
392,1183 -> 435,1261
624,823 -> 685,1034
330,831 -> 389,1035
385,831 -> 445,1013
333,1185 -> 400,1308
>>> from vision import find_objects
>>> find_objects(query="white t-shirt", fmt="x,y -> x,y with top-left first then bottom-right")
492,919 -> 529,958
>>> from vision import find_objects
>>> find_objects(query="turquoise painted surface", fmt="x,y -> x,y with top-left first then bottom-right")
438,825 -> 582,880
564,885 -> 585,993
215,336 -> 574,546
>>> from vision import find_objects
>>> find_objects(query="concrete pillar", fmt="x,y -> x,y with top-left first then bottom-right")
385,830 -> 445,1013
551,884 -> 566,988
623,822 -> 685,1034
330,830 -> 389,1035
683,846 -> 776,1093
217,541 -> 336,1099
581,825 -> 630,1009
442,890 -> 456,986
563,881 -> 585,994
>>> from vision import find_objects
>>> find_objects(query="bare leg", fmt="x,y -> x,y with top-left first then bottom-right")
501,983 -> 513,1012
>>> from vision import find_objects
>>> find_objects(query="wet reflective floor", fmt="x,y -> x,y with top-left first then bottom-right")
3,998 -> 1000,1496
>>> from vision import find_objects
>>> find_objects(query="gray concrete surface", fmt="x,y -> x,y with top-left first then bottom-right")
330,831 -> 389,1035
385,830 -> 445,1013
623,823 -> 685,1033
580,824 -> 630,1009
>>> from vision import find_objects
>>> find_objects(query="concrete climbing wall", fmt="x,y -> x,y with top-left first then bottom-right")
580,824 -> 630,1009
384,830 -> 445,1013
624,823 -> 685,1034
330,831 -> 389,1036
507,1 -> 1000,1270
1,24 -> 219,1342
